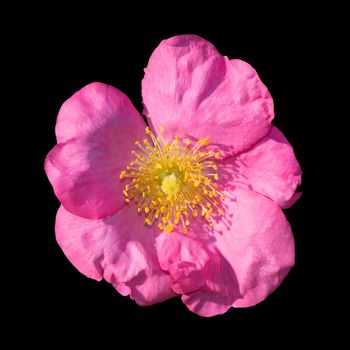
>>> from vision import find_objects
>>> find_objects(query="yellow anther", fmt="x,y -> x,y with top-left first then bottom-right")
192,209 -> 198,217
198,137 -> 209,146
204,178 -> 211,186
164,224 -> 174,233
214,173 -> 219,180
119,171 -> 127,179
145,207 -> 150,214
123,190 -> 128,197
215,152 -> 221,159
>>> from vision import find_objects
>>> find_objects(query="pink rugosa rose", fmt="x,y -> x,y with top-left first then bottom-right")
45,35 -> 301,317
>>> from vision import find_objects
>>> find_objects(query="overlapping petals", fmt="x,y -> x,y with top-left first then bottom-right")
220,126 -> 302,208
56,205 -> 175,305
155,187 -> 294,316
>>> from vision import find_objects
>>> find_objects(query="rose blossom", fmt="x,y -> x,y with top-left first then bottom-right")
45,35 -> 301,317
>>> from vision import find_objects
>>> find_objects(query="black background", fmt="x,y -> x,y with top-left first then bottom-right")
21,12 -> 327,334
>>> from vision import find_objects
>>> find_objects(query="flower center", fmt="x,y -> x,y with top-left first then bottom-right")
120,127 -> 225,233
161,173 -> 180,196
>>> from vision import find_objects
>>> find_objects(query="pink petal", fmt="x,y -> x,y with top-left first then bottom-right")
142,35 -> 273,156
221,126 -> 302,208
45,83 -> 146,219
215,187 -> 294,308
55,205 -> 175,305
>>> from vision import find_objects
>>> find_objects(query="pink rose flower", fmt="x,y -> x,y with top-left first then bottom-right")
45,35 -> 301,317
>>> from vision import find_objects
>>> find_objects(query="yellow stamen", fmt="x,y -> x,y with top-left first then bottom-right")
120,127 -> 224,233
